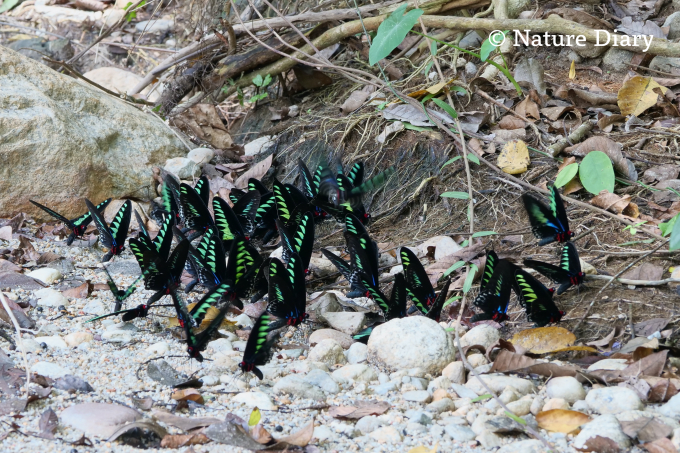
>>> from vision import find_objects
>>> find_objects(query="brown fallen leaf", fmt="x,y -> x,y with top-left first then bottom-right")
329,401 -> 390,420
234,154 -> 273,189
0,398 -> 27,416
536,409 -> 591,434
511,326 -> 576,354
292,65 -> 333,91
622,350 -> 668,378
152,409 -> 221,431
498,116 -> 525,130
618,76 -> 668,117
621,416 -> 673,443
171,389 -> 204,405
547,8 -> 614,30
62,282 -> 92,299
489,350 -> 536,373
619,376 -> 651,400
642,165 -> 680,184
568,88 -> 618,108
160,433 -> 211,448
340,90 -> 370,115
265,418 -> 314,450
641,437 -> 679,453
622,263 -> 664,282
590,192 -> 639,218
18,235 -> 40,262
587,326 -> 623,350
576,435 -> 624,453
251,423 -> 273,444
171,104 -> 233,149
38,407 -> 58,439
564,136 -> 637,181
497,140 -> 530,174
597,114 -> 626,132
648,379 -> 679,403
514,97 -> 540,121
634,318 -> 670,337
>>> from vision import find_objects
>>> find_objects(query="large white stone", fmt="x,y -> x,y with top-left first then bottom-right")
585,387 -> 643,414
244,136 -> 274,156
573,414 -> 630,451
459,324 -> 500,350
61,403 -> 141,438
34,288 -> 68,307
81,67 -> 160,102
40,335 -> 68,350
164,157 -> 200,179
546,376 -> 586,403
187,148 -> 214,166
32,361 -> 69,379
308,339 -> 347,366
465,374 -> 535,396
233,391 -> 276,410
28,269 -> 62,285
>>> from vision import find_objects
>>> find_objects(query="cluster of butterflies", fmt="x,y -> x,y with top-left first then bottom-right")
471,185 -> 585,326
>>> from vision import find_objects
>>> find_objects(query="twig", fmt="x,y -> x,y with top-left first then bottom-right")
547,121 -> 593,157
475,88 -> 545,148
573,239 -> 669,332
628,64 -> 680,77
586,274 -> 680,286
629,303 -> 635,340
0,292 -> 30,398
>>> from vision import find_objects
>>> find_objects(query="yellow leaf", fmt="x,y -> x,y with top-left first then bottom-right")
407,80 -> 452,99
249,407 -> 261,427
618,76 -> 668,116
408,443 -> 438,453
511,326 -> 576,354
569,60 -> 576,80
497,140 -> 530,174
536,409 -> 591,433
551,346 -> 598,353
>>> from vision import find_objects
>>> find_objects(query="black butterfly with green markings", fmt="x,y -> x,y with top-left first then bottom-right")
524,242 -> 584,295
213,196 -> 250,249
340,162 -> 364,187
85,199 -> 132,262
179,176 -> 217,236
247,179 -> 278,242
400,247 -> 453,321
239,312 -> 277,379
225,236 -> 262,299
266,254 -> 307,328
344,214 -> 380,297
30,198 -> 111,246
149,173 -> 184,227
101,264 -> 144,312
513,268 -> 564,327
470,251 -> 517,323
182,226 -> 228,292
320,248 -> 366,296
522,185 -> 574,246
298,159 -> 332,221
353,273 -> 407,343
273,179 -> 315,229
277,211 -> 314,274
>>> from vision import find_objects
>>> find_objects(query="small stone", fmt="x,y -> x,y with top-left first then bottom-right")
573,414 -> 630,451
476,430 -> 503,448
444,424 -> 476,441
659,393 -> 680,417
27,268 -> 62,285
234,313 -> 254,328
187,148 -> 214,166
369,382 -> 398,395
308,339 -> 347,366
451,383 -> 479,399
587,359 -> 629,371
467,353 -> 488,368
367,426 -> 402,443
82,300 -> 105,315
666,11 -> 680,39
313,425 -> 334,442
201,375 -> 219,386
586,387 -> 643,414
40,335 -> 68,350
34,288 -> 68,307
465,374 -> 535,396
303,369 -> 340,394
64,331 -> 92,348
233,391 -> 277,410
432,388 -> 450,401
104,259 -> 141,276
572,400 -> 590,413
146,341 -> 169,355
273,375 -> 325,401
308,328 -> 353,349
498,387 -> 521,404
497,439 -> 545,453
417,236 -> 462,260
356,415 -> 384,434
465,61 -> 477,77
101,330 -> 133,343
18,338 -> 41,353
405,421 -> 428,435
402,390 -> 432,403
602,48 -> 635,72
208,338 -> 233,354
346,342 -> 367,364
441,361 -> 466,384
61,403 -> 142,438
505,398 -> 532,416
546,376 -> 586,403
32,361 -> 68,379
164,157 -> 200,179
530,396 -> 545,415
332,364 -> 377,384
322,312 -> 365,335
407,410 -> 432,425
135,19 -> 174,33
427,398 -> 455,414
244,136 -> 274,156
459,324 -> 500,350
543,398 -> 570,411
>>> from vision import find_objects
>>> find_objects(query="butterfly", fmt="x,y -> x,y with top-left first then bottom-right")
277,211 -> 315,274
179,176 -> 217,237
297,159 -> 331,221
266,254 -> 307,328
239,312 -> 277,379
320,248 -> 367,297
181,226 -> 228,292
149,173 -> 184,228
30,198 -> 111,246
344,214 -> 380,297
101,264 -> 144,312
513,268 -> 564,327
273,179 -> 315,229
213,195 -> 252,250
85,199 -> 132,262
353,273 -> 407,343
522,185 -> 574,245
340,162 -> 364,188
524,242 -> 585,295
470,251 -> 517,323
248,180 -> 278,242
225,236 -> 262,300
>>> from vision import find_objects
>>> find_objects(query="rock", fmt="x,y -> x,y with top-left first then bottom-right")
451,383 -> 479,399
273,375 -> 325,401
659,393 -> 680,417
667,11 -> 680,39
543,398 -> 570,411
408,410 -> 432,425
308,329 -> 353,349
417,236 -> 462,260
442,361 -> 466,384
0,260 -> 21,273
586,387 -> 643,414
476,430 -> 503,448
40,335 -> 68,350
369,381 -> 398,395
402,390 -> 432,403
8,38 -> 74,67
346,342 -> 368,364
546,376 -> 586,403
81,67 -> 159,102
187,148 -> 214,166
573,414 -> 630,451
202,375 -> 219,386
602,48 -> 635,72
505,398 -> 532,416
61,403 -> 141,438
164,157 -> 200,179
303,369 -> 340,394
308,256 -> 336,277
82,300 -> 105,315
467,353 -> 488,368
465,374 -> 535,396
650,56 -> 680,76
244,136 -> 274,156
313,425 -> 334,442
101,330 -> 133,343
308,339 -> 347,366
572,41 -> 608,58
332,364 -> 377,384
427,398 -> 455,414
146,341 -> 169,355
322,312 -> 365,335
459,324 -> 500,350
367,317 -> 454,374
32,361 -> 68,379
135,19 -> 174,33
465,61 -> 477,77
572,400 -> 590,413
233,392 -> 276,410
0,46 -> 184,220
54,375 -> 94,393
18,338 -> 41,353
27,268 -> 62,285
208,338 -> 233,354
367,426 -> 402,443
498,439 -> 545,453
308,293 -> 342,321
34,288 -> 69,307
356,415 -> 384,434
444,424 -> 476,442
460,31 -> 483,49
234,313 -> 254,328
105,259 -> 142,276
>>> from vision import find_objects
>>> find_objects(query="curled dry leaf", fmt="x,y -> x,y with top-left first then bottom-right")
634,318 -> 670,337
618,17 -> 666,39
598,114 -> 626,132
376,121 -> 405,144
590,192 -> 639,218
62,282 -> 92,299
171,389 -> 204,405
568,88 -> 618,108
511,326 -> 576,354
514,97 -> 540,120
329,401 -> 390,420
648,379 -> 679,403
160,433 -> 211,448
498,116 -> 525,130
152,409 -> 221,431
251,423 -> 273,444
172,104 -> 233,149
587,326 -> 623,350
618,76 -> 669,117
622,262 -> 664,281
489,350 -> 536,373
621,416 -> 673,443
536,409 -> 591,434
514,57 -> 547,96
564,136 -> 637,181
576,435 -> 622,453
641,438 -> 679,453
382,104 -> 454,127
497,140 -> 530,174
107,420 -> 168,443
265,418 -> 314,449
234,154 -> 273,189
340,90 -> 370,115
38,408 -> 58,439
643,165 -> 680,184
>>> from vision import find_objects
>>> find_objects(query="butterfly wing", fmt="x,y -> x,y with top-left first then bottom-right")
426,278 -> 452,322
267,258 -> 297,320
71,198 -> 112,233
232,191 -> 260,236
277,211 -> 314,272
549,185 -> 570,235
29,200 -> 72,226
179,182 -> 213,231
134,210 -> 149,243
273,179 -> 295,226
346,233 -> 379,288
480,250 -> 500,290
229,188 -> 245,204
523,259 -> 569,285
110,200 -> 132,249
346,162 -> 364,187
188,282 -> 235,326
390,273 -> 408,319
400,247 -> 435,310
286,252 -> 307,317
472,260 -> 515,321
213,196 -> 247,245
359,274 -> 392,318
521,193 -> 563,245
320,249 -> 353,282
298,159 -> 318,199
85,198 -> 113,249
248,178 -> 269,195
242,312 -> 276,376
163,174 -> 183,223
194,176 -> 211,207
226,237 -> 261,300
513,268 -> 563,327
152,215 -> 174,261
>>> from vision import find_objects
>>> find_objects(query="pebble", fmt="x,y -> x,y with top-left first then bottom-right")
465,374 -> 535,396
308,328 -> 354,349
451,383 -> 479,399
313,425 -> 335,442
587,358 -> 629,371
402,390 -> 432,403
505,398 -> 533,416
135,19 -> 174,33
476,430 -> 503,448
303,369 -> 340,394
345,342 -> 368,364
332,364 -> 377,384
585,387 -> 643,414
27,268 -> 62,285
572,400 -> 590,413
659,393 -> 680,417
573,414 -> 630,451
467,353 -> 488,368
441,361 -> 466,384
64,331 -> 93,347
208,338 -> 233,354
444,423 -> 476,441
368,316 -> 454,374
34,288 -> 68,307
18,338 -> 41,353
201,375 -> 219,386
233,391 -> 277,410
367,426 -> 402,443
459,324 -> 500,350
546,376 -> 586,403
322,311 -> 366,335
498,439 -> 546,453
244,135 -> 274,156
308,339 -> 347,366
146,341 -> 170,354
105,259 -> 141,275
426,398 -> 455,414
61,402 -> 142,438
187,148 -> 214,166
101,330 -> 133,343
40,335 -> 68,350
32,361 -> 68,379
369,381 -> 398,395
273,375 -> 325,401
356,415 -> 384,434
82,300 -> 106,315
164,157 -> 200,179
234,313 -> 254,328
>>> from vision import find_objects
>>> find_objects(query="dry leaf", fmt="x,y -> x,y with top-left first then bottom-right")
341,90 -> 370,115
511,326 -> 576,354
498,116 -> 525,130
292,65 -> 333,90
598,114 -> 626,132
265,418 -> 314,449
171,389 -> 204,405
564,136 -> 637,181
576,435 -> 622,453
634,318 -> 670,337
641,438 -> 679,453
172,104 -> 233,149
618,76 -> 669,117
618,17 -> 666,39
376,121 -> 405,144
234,154 -> 273,189
569,60 -> 576,80
648,379 -> 679,403
152,409 -> 221,431
251,424 -> 273,444
489,350 -> 536,373
329,401 -> 390,420
382,104 -> 454,127
547,8 -> 614,30
568,88 -> 619,108
514,97 -> 540,120
621,416 -> 673,442
536,409 -> 591,434
497,140 -> 530,174
590,192 -> 639,218
587,326 -> 623,350
514,57 -> 547,95
622,263 -> 664,281
62,282 -> 91,299
642,165 -> 680,184
161,433 -> 211,448
38,408 -> 58,439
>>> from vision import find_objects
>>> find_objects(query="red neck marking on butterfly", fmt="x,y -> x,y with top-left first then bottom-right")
492,312 -> 509,323
365,290 -> 371,298
304,268 -> 311,275
549,288 -> 556,294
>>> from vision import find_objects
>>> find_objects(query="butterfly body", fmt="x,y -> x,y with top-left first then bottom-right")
523,242 -> 585,295
85,199 -> 132,262
513,269 -> 564,327
521,185 -> 573,245
239,313 -> 276,379
266,255 -> 307,328
471,251 -> 517,323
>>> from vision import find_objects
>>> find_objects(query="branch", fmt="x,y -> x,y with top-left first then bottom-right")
0,292 -> 30,398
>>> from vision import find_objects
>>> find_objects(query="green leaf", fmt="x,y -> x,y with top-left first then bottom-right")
579,151 -> 615,195
555,163 -> 578,188
504,411 -> 527,425
441,156 -> 462,168
442,260 -> 465,278
430,41 -> 437,56
441,191 -> 469,199
423,61 -> 434,76
466,153 -> 480,165
252,74 -> 264,87
403,122 -> 432,132
0,0 -> 21,13
463,264 -> 478,294
618,239 -> 655,246
471,231 -> 497,238
670,212 -> 680,251
660,213 -> 680,237
262,74 -> 272,87
471,394 -> 493,403
248,407 -> 261,427
480,30 -> 508,62
432,98 -> 458,119
442,295 -> 461,308
450,85 -> 467,95
460,239 -> 469,247
123,0 -> 145,21
369,4 -> 423,65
